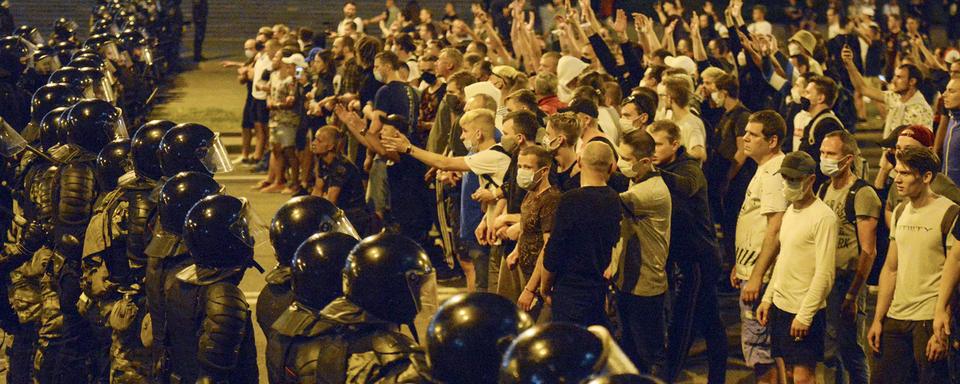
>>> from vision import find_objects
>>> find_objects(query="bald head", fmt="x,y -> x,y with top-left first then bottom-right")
581,141 -> 615,172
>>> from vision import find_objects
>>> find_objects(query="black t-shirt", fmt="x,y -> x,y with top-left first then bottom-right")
317,155 -> 365,211
374,81 -> 420,142
503,151 -> 527,214
543,186 -> 622,288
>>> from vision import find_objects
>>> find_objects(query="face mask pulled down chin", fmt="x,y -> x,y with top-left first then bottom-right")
710,91 -> 725,105
799,96 -> 812,111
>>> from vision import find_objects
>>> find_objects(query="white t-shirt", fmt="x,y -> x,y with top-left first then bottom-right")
464,145 -> 511,190
465,145 -> 512,220
888,196 -> 959,321
735,153 -> 788,281
598,106 -> 621,147
674,113 -> 706,152
882,90 -> 933,138
762,199 -> 838,325
252,53 -> 273,100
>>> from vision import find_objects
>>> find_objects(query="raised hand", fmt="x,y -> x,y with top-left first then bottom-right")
613,9 -> 628,34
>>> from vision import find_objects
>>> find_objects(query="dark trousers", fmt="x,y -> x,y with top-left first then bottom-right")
616,291 -> 666,376
191,0 -> 208,61
551,284 -> 608,328
874,317 -> 949,384
664,260 -> 727,384
7,323 -> 37,384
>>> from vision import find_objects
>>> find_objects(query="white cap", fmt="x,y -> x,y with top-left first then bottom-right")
861,6 -> 875,17
557,55 -> 589,85
281,53 -> 308,68
464,81 -> 501,109
946,49 -> 960,64
664,55 -> 697,76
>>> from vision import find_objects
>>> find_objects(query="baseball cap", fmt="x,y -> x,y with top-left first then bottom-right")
664,55 -> 697,76
779,151 -> 817,179
945,48 -> 960,65
282,53 -> 308,68
878,124 -> 933,148
559,98 -> 598,119
491,65 -> 520,81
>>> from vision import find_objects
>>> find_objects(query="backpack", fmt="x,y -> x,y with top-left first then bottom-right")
817,178 -> 874,254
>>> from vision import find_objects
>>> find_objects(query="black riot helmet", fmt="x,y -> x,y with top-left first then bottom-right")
30,83 -> 81,125
183,194 -> 264,270
52,17 -> 79,41
130,120 -> 176,180
77,66 -> 115,102
48,66 -> 84,88
32,45 -> 62,74
39,106 -> 70,150
343,232 -> 435,326
156,171 -> 223,235
118,28 -> 146,51
585,375 -> 666,384
0,36 -> 29,76
499,322 -> 605,384
158,123 -> 232,177
84,33 -> 123,63
269,196 -> 359,266
54,41 -> 78,66
95,138 -> 132,191
426,293 -> 534,384
63,98 -> 128,154
69,55 -> 107,73
14,25 -> 43,45
291,232 -> 357,310
89,19 -> 117,36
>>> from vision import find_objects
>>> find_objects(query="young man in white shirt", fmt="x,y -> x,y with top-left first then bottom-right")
757,151 -> 838,384
733,110 -> 788,384
869,146 -> 958,383
382,108 -> 511,291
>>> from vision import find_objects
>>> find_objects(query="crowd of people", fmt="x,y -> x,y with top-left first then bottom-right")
4,0 -> 960,383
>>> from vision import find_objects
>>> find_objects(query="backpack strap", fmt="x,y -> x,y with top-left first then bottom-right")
844,178 -> 873,255
816,179 -> 831,200
892,202 -> 907,232
941,204 -> 960,254
478,145 -> 510,189
806,111 -> 843,146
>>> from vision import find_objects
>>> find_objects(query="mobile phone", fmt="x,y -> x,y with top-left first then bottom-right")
295,67 -> 303,79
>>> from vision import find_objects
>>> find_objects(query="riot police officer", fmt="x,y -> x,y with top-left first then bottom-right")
157,122 -> 232,177
258,195 -> 359,336
0,36 -> 33,131
143,170 -> 221,379
162,194 -> 260,383
423,293 -> 533,384
34,98 -> 126,384
265,231 -> 358,383
274,232 -> 433,383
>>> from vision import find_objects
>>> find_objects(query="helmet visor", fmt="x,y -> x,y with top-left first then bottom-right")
201,133 -> 234,174
327,210 -> 361,239
0,118 -> 27,157
229,197 -> 269,249
142,46 -> 155,66
96,76 -> 117,103
36,55 -> 62,74
408,268 -> 438,341
587,325 -> 640,376
144,225 -> 183,258
100,41 -> 121,62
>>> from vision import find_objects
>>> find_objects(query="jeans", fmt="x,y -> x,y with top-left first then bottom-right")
825,271 -> 869,384
664,259 -> 727,384
461,238 -> 490,291
616,291 -> 666,376
873,318 -> 949,384
551,284 -> 608,328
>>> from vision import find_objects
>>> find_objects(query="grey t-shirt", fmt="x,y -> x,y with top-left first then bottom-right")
822,180 -> 882,271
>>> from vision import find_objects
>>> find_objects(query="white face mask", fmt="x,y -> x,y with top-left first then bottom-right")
782,179 -> 806,202
710,91 -> 725,105
618,158 -> 639,178
516,168 -> 542,190
820,156 -> 846,177
619,117 -> 638,134
244,49 -> 255,59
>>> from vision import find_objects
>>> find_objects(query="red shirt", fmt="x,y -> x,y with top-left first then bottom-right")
538,95 -> 567,116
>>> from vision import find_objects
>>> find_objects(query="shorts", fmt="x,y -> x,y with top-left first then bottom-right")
269,123 -> 296,148
241,95 -> 255,129
770,304 -> 826,366
251,99 -> 269,125
739,284 -> 774,367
